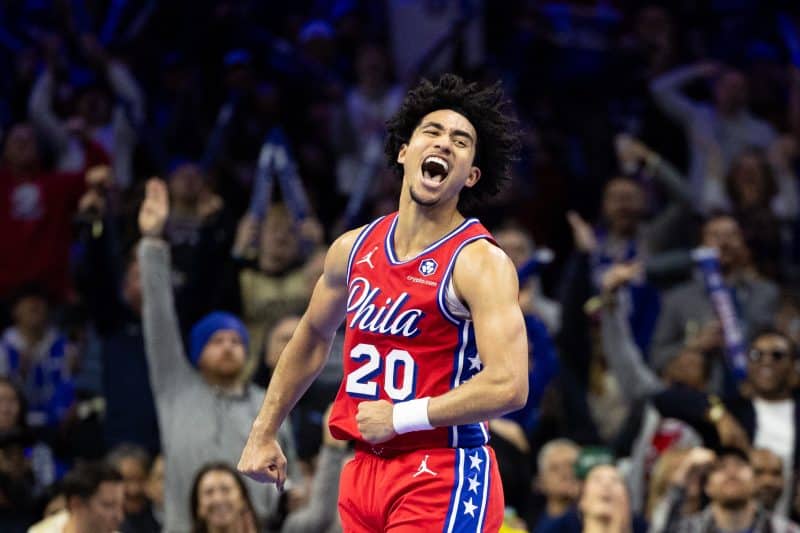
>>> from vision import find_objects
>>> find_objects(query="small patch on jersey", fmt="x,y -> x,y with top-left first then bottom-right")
419,258 -> 438,276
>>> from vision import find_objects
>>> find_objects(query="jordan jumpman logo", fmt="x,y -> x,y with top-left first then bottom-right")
413,455 -> 438,477
356,246 -> 378,269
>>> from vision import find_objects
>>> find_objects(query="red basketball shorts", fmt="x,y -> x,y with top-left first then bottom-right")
338,445 -> 504,532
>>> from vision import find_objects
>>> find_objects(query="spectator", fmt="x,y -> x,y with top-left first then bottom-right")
539,461 -> 646,533
232,205 -> 320,360
646,448 -> 702,529
495,224 -> 561,334
530,439 -> 581,532
28,461 -> 124,533
332,43 -> 403,227
573,134 -> 694,354
751,448 -> 785,513
106,444 -> 159,533
137,179 -> 297,531
28,33 -> 144,189
0,285 -> 73,428
651,329 -> 800,516
0,375 -> 64,505
599,262 -> 717,513
659,447 -> 800,532
717,145 -> 799,280
73,180 -> 160,454
0,124 -> 108,301
163,161 -> 237,332
0,378 -> 35,532
189,462 -> 257,533
650,214 -> 779,376
144,455 -> 163,530
650,61 -> 777,211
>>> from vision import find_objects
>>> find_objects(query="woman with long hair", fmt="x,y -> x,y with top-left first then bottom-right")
190,462 -> 258,533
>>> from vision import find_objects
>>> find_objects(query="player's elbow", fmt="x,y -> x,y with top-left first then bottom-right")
506,378 -> 528,412
493,371 -> 528,413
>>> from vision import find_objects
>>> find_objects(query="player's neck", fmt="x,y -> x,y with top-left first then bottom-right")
394,197 -> 464,261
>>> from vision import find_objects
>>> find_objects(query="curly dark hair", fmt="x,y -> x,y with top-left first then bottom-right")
384,73 -> 521,211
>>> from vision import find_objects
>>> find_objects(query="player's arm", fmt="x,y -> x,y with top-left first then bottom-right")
426,240 -> 529,425
356,240 -> 528,442
238,228 -> 357,486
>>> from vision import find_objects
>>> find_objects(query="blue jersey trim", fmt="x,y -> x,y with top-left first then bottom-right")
444,448 -> 466,533
384,216 -> 479,266
476,446 -> 491,530
444,446 -> 492,532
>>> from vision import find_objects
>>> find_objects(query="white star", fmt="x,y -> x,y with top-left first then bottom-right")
467,474 -> 481,494
467,354 -> 482,371
468,451 -> 483,470
463,497 -> 477,517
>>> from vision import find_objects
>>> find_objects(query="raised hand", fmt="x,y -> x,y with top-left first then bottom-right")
138,178 -> 169,238
671,447 -> 716,486
600,262 -> 643,295
715,412 -> 751,452
232,213 -> 260,258
566,210 -> 597,254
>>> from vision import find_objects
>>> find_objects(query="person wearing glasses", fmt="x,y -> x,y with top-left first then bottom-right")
651,328 -> 800,517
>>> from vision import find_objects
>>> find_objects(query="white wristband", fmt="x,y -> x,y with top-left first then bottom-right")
392,397 -> 434,434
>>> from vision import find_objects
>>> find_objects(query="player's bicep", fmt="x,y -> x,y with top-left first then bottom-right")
302,271 -> 347,341
300,228 -> 360,340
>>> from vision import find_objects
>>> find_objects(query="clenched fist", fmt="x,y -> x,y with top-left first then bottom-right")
356,400 -> 396,444
237,434 -> 288,491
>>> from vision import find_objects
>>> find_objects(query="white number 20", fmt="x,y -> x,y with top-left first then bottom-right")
345,343 -> 417,401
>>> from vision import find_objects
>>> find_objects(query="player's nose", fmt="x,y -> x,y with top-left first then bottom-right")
433,139 -> 452,154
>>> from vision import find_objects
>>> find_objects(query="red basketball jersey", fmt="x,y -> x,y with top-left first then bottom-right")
328,212 -> 496,451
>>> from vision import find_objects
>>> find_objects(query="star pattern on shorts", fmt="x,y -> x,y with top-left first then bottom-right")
463,497 -> 477,517
467,354 -> 482,371
467,474 -> 481,494
469,451 -> 483,470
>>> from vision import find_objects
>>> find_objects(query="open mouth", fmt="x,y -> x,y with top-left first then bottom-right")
421,155 -> 449,184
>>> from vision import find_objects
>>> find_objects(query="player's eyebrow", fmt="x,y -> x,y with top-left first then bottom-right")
418,121 -> 475,145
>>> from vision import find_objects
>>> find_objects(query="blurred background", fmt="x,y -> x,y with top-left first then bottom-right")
5,0 -> 800,532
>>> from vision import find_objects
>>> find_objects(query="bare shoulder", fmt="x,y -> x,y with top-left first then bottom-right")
452,239 -> 518,304
323,226 -> 366,286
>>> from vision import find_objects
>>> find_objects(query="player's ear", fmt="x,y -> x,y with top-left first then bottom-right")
465,166 -> 481,188
397,144 -> 408,165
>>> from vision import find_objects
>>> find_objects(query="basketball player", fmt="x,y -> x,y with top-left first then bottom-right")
239,74 -> 527,532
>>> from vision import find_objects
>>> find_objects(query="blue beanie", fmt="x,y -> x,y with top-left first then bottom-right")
188,311 -> 249,367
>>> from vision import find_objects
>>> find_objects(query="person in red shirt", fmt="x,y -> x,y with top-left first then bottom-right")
237,74 -> 528,532
0,122 -> 108,302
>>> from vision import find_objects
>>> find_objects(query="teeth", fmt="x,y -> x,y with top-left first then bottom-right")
423,156 -> 449,174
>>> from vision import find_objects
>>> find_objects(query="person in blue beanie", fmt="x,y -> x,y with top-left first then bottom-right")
137,178 -> 297,533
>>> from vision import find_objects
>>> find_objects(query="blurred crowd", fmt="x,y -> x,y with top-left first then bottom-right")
5,0 -> 800,532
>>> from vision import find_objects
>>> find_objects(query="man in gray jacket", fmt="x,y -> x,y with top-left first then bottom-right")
650,214 -> 779,375
137,178 -> 296,532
